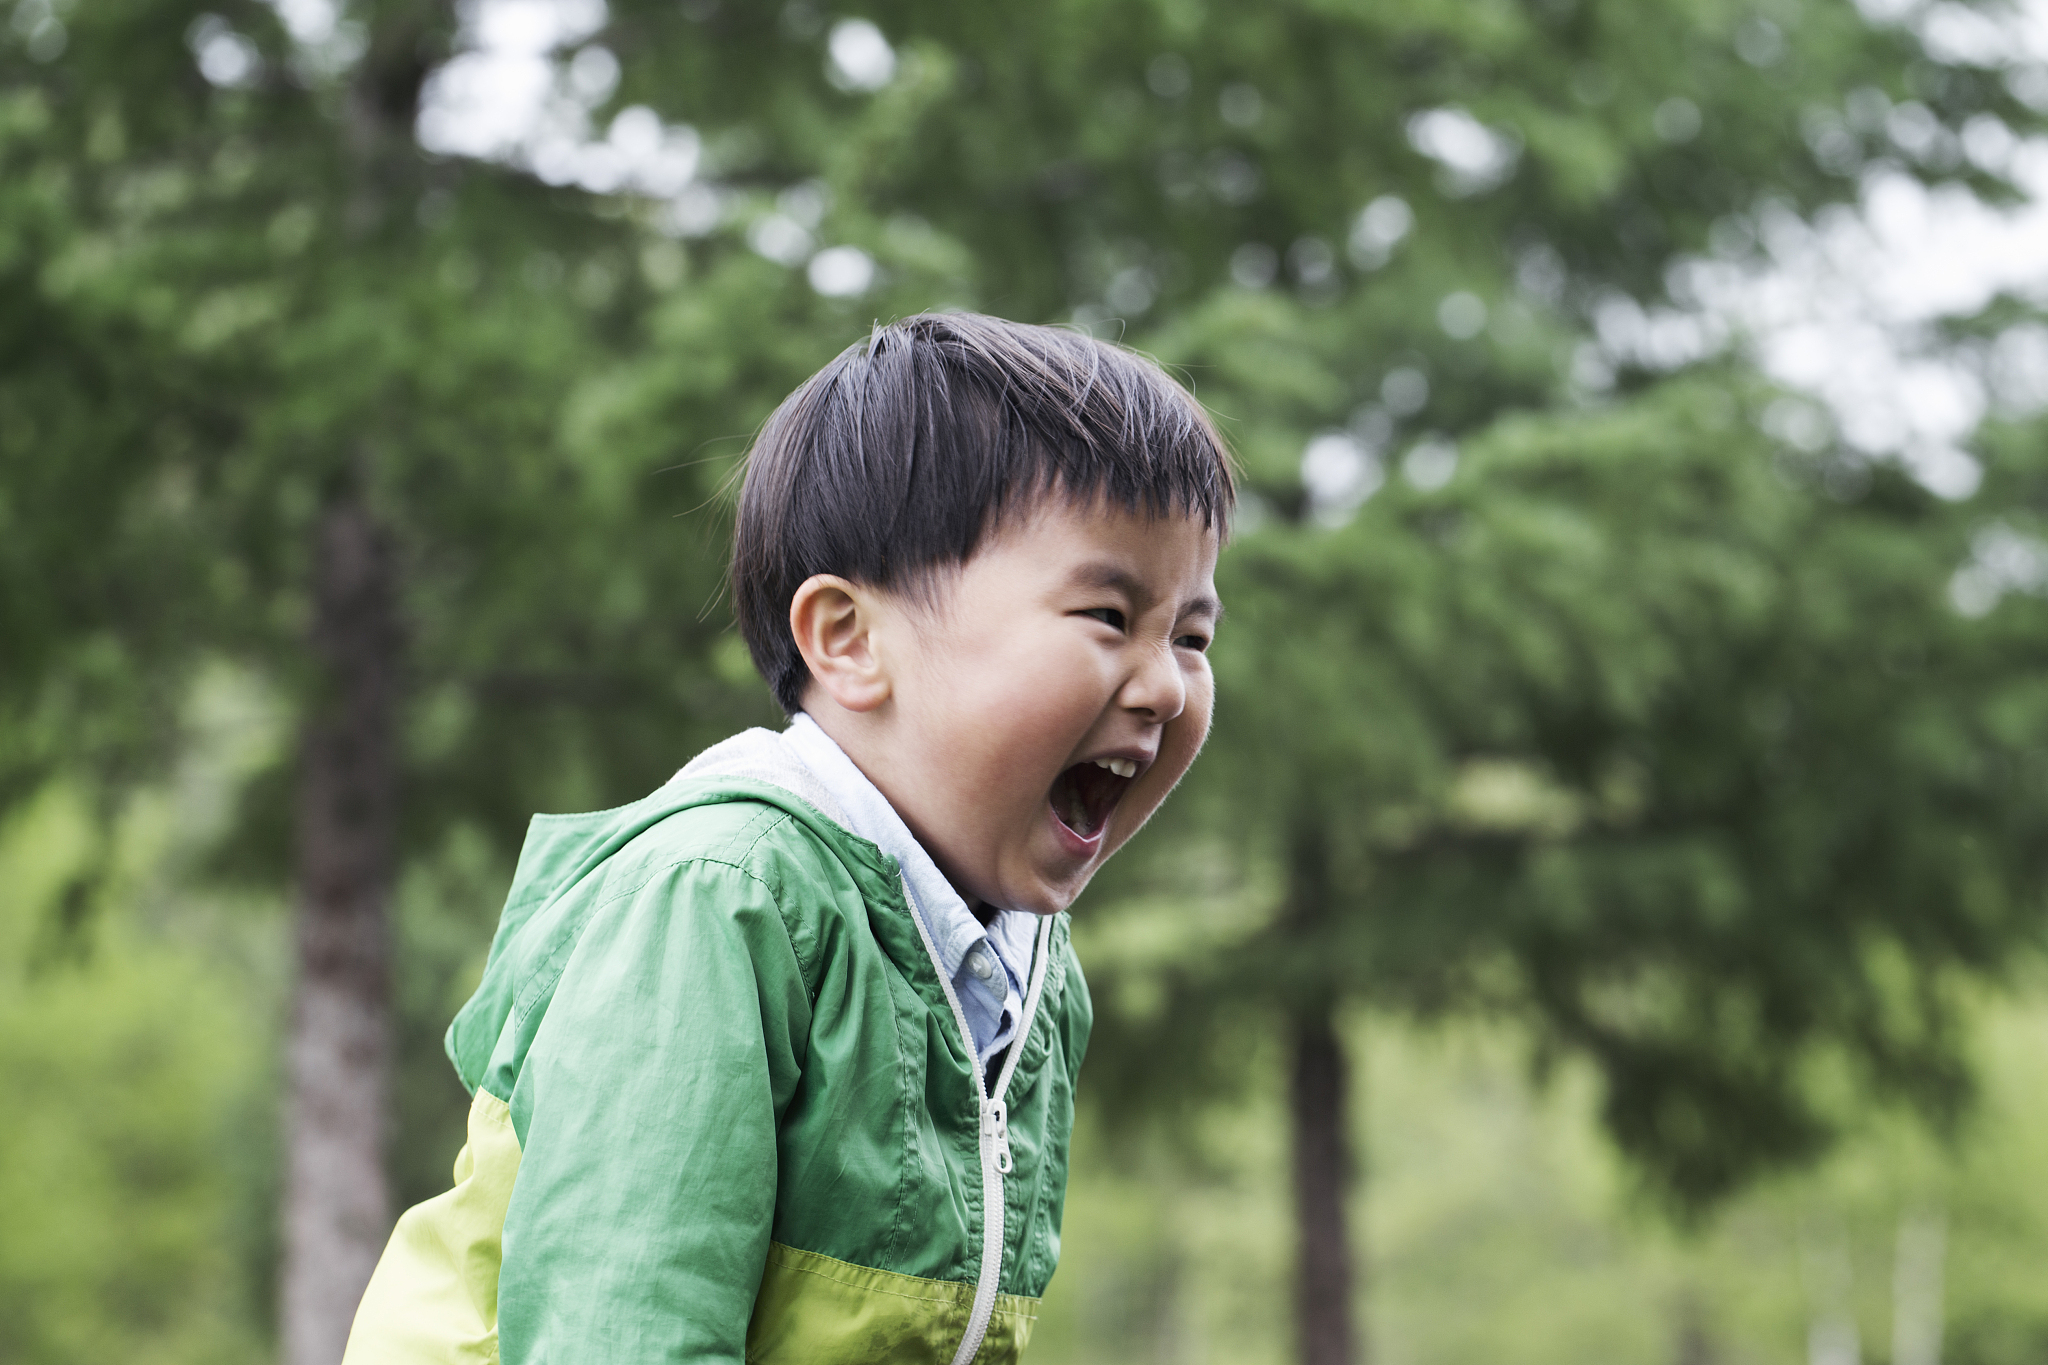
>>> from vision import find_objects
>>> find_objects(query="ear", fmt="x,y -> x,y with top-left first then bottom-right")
789,575 -> 892,714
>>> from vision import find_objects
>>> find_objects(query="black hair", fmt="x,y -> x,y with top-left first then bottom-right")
731,312 -> 1236,714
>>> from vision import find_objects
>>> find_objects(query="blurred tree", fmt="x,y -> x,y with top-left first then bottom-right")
0,784 -> 273,1365
1,0 -> 785,1356
1169,380 -> 2048,1359
582,3 -> 2048,1359
10,0 -> 2048,1362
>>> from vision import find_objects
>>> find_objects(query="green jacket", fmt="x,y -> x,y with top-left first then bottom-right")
344,760 -> 1091,1364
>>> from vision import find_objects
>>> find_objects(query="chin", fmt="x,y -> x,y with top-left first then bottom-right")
1009,890 -> 1071,917
1050,866 -> 1108,914
1007,872 -> 1085,918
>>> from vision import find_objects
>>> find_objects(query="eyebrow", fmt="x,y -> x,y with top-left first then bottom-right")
1068,561 -> 1225,623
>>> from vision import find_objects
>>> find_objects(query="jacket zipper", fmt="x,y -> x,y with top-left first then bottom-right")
901,877 -> 1057,1365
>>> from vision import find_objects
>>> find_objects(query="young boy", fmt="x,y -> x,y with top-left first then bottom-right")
344,313 -> 1233,1364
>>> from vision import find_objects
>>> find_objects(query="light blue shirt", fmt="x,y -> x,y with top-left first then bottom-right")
784,714 -> 1037,1068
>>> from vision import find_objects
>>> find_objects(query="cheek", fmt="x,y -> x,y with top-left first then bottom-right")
991,663 -> 1097,743
929,642 -> 1109,784
1181,666 -> 1215,749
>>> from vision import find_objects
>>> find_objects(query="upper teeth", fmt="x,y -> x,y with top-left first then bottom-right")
1092,757 -> 1138,778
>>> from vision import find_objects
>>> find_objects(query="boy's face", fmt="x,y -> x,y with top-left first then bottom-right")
799,497 -> 1222,916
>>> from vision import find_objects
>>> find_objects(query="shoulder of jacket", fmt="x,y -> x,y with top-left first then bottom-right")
621,796 -> 800,866
599,795 -> 880,910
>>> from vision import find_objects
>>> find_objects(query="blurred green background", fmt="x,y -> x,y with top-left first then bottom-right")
7,0 -> 2048,1361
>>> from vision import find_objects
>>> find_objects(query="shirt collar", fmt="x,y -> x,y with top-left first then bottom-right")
781,714 -> 1041,1069
782,713 -> 991,977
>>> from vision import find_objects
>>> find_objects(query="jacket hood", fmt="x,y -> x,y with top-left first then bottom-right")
444,728 -> 864,1094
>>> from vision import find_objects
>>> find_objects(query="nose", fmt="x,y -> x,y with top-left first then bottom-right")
1118,640 -> 1187,723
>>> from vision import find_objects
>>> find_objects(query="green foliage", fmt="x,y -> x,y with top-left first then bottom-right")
1091,376 -> 2048,1204
1036,998 -> 2048,1365
0,785 -> 275,1365
8,0 -> 2048,1348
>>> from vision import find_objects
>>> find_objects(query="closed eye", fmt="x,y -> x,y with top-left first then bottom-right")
1081,607 -> 1127,632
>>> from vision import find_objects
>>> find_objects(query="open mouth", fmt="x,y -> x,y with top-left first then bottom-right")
1048,758 -> 1138,844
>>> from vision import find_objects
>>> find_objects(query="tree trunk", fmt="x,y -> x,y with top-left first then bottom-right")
282,494 -> 400,1365
1891,1210 -> 1945,1365
1289,1002 -> 1359,1365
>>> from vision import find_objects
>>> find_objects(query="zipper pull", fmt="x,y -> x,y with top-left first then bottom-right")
983,1099 -> 1012,1175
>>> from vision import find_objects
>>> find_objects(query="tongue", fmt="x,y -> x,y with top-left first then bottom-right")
1049,763 -> 1128,839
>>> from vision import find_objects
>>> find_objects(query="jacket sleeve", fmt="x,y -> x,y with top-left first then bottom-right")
496,853 -> 812,1363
